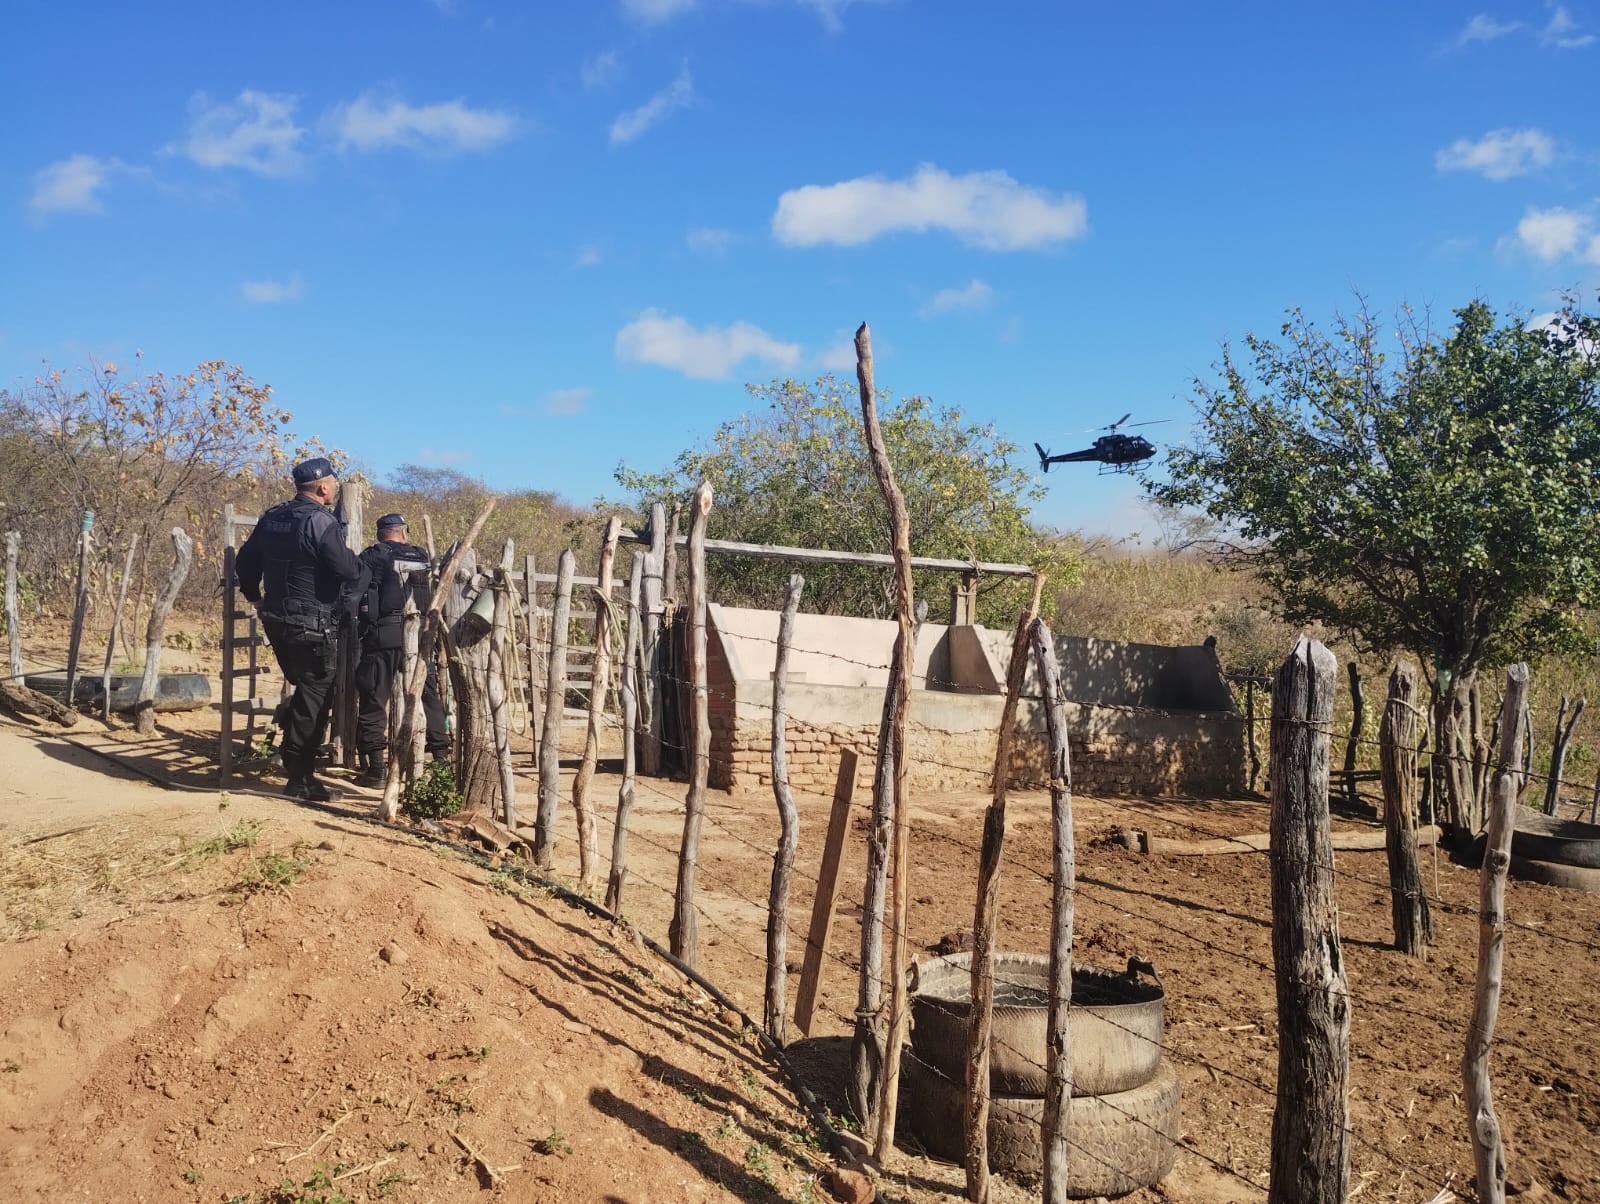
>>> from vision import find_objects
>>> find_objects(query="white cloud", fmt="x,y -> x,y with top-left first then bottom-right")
621,0 -> 697,23
30,154 -> 124,217
575,243 -> 605,268
1542,3 -> 1596,46
1435,128 -> 1555,179
169,90 -> 305,176
544,387 -> 592,416
331,92 -> 517,154
687,226 -> 738,254
609,65 -> 694,144
420,447 -> 472,466
1453,13 -> 1521,47
799,0 -> 890,31
773,164 -> 1087,251
615,309 -> 801,380
919,278 -> 994,317
582,50 -> 622,91
816,339 -> 858,373
239,274 -> 304,304
1508,206 -> 1600,263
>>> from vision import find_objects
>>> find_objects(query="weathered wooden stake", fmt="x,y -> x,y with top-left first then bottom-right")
381,594 -> 423,818
488,540 -> 517,828
1464,663 -> 1528,1204
134,527 -> 193,735
640,500 -> 667,776
1267,637 -> 1349,1204
377,499 -> 495,822
524,551 -> 542,754
670,481 -> 714,966
765,573 -> 805,1046
534,549 -> 575,866
1380,661 -> 1432,957
964,582 -> 1043,1203
1344,662 -> 1364,808
795,748 -> 858,1039
332,478 -> 365,768
101,534 -> 138,722
1245,677 -> 1261,793
606,555 -> 644,913
1030,617 -> 1076,1204
855,322 -> 920,1165
4,531 -> 22,681
64,512 -> 94,708
1543,694 -> 1584,815
573,516 -> 622,895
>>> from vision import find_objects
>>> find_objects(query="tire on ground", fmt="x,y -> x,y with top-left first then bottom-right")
900,1052 -> 1180,1197
1508,853 -> 1600,894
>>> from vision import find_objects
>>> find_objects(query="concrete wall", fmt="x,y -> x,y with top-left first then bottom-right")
705,605 -> 1245,798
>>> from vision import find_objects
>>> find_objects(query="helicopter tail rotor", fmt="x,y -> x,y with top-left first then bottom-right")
1034,442 -> 1050,473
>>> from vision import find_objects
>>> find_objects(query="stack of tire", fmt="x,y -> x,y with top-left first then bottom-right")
902,951 -> 1180,1198
1488,811 -> 1600,895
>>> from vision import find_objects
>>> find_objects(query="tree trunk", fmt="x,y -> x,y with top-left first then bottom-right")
1543,695 -> 1584,815
4,530 -> 22,681
1267,637 -> 1349,1204
535,549 -> 575,868
1463,664 -> 1529,1204
765,573 -> 805,1047
64,517 -> 94,710
331,478 -> 365,768
964,583 -> 1042,1204
670,482 -> 714,966
1380,661 -> 1431,957
573,516 -> 622,895
134,528 -> 193,735
606,556 -> 644,913
1434,670 -> 1482,832
1343,662 -> 1364,809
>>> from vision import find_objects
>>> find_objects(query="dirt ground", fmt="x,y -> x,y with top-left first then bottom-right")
3,658 -> 1599,1201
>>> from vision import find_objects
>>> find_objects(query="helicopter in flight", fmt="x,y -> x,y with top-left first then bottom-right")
1034,413 -> 1167,474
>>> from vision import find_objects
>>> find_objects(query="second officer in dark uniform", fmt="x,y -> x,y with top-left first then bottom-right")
235,457 -> 363,801
354,513 -> 451,786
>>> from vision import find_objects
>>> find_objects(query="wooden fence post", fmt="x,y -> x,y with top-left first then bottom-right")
1245,678 -> 1261,793
535,549 -> 575,867
765,573 -> 805,1046
381,595 -> 422,818
4,531 -> 21,681
488,541 -> 517,828
1031,617 -> 1076,1204
855,322 -> 920,1165
376,500 -> 494,822
670,482 -> 714,966
1464,663 -> 1529,1204
1267,637 -> 1349,1204
640,500 -> 666,776
573,515 -> 622,895
964,580 -> 1043,1204
1543,694 -> 1584,815
101,534 -> 138,722
606,555 -> 644,912
1344,662 -> 1364,809
794,748 -> 858,1039
134,528 -> 193,735
333,478 -> 365,768
1379,661 -> 1432,957
524,551 -> 542,755
64,511 -> 94,708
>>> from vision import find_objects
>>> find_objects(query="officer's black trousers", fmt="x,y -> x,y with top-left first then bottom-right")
261,618 -> 338,781
355,646 -> 449,759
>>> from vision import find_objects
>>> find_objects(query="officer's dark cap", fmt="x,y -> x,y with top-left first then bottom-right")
292,457 -> 337,486
376,513 -> 408,532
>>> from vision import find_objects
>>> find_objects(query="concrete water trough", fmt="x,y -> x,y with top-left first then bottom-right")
25,672 -> 212,715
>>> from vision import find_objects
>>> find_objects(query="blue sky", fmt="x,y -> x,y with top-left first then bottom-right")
4,1 -> 1598,538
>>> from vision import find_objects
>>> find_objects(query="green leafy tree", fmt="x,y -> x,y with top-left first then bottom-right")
1149,297 -> 1600,829
615,374 -> 1073,625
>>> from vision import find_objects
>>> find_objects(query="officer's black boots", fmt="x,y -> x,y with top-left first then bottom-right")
358,750 -> 387,788
285,775 -> 342,803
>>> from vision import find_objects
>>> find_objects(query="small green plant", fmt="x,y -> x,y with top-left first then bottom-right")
376,1170 -> 404,1196
710,1116 -> 737,1141
181,1168 -> 203,1184
426,1074 -> 474,1116
190,819 -> 263,860
738,1068 -> 760,1092
259,1164 -> 356,1204
531,1129 -> 571,1156
400,760 -> 464,822
238,846 -> 312,894
743,1141 -> 775,1182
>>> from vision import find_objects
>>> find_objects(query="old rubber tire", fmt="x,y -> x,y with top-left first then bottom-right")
1508,853 -> 1600,894
911,952 -> 1165,1097
25,671 -> 213,714
1510,813 -> 1600,870
901,1052 -> 1180,1196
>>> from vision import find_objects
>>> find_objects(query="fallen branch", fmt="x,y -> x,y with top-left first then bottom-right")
451,1129 -> 519,1188
1112,824 -> 1442,857
0,679 -> 79,727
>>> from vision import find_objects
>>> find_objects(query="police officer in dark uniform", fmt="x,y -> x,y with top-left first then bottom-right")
235,457 -> 363,801
353,513 -> 450,786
